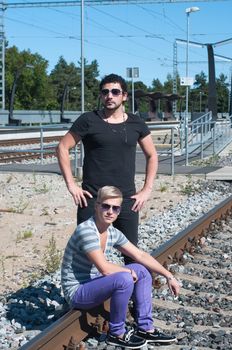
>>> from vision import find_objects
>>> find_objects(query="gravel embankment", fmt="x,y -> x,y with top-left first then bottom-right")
0,178 -> 232,349
0,149 -> 232,349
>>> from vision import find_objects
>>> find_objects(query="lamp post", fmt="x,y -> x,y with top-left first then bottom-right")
126,67 -> 139,114
185,6 -> 200,165
199,91 -> 203,113
79,0 -> 85,171
8,64 -> 34,125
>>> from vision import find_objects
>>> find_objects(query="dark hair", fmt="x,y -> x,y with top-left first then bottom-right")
99,73 -> 128,93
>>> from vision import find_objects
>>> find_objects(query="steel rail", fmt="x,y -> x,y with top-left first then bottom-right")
151,194 -> 232,267
20,195 -> 232,350
0,136 -> 62,147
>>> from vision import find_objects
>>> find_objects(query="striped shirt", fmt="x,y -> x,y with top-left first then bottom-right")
61,216 -> 128,304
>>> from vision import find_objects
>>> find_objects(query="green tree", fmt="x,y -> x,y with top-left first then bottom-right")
163,74 -> 173,94
151,78 -> 163,92
5,46 -> 52,110
216,73 -> 229,113
50,57 -> 100,111
49,56 -> 80,110
84,59 -> 100,110
126,80 -> 149,113
190,71 -> 208,112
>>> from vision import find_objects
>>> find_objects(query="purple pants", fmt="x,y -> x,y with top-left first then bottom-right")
72,263 -> 153,336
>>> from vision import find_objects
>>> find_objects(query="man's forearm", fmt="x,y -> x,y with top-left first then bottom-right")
143,153 -> 158,191
57,145 -> 75,189
137,251 -> 172,279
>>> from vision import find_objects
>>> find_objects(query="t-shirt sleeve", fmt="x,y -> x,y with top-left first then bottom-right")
69,112 -> 90,138
78,227 -> 101,253
139,117 -> 150,139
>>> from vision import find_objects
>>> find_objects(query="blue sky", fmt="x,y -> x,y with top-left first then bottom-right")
4,0 -> 232,87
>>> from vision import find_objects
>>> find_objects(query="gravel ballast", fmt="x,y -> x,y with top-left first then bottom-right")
0,152 -> 232,349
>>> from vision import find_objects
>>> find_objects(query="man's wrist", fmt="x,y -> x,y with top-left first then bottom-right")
66,179 -> 77,188
166,275 -> 175,281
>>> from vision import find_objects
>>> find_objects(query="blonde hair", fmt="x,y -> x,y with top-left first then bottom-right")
97,186 -> 123,203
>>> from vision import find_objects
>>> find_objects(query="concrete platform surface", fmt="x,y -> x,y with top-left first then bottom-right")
205,166 -> 232,180
0,161 -> 231,181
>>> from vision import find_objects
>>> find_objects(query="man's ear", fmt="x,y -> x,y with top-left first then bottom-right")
122,92 -> 128,102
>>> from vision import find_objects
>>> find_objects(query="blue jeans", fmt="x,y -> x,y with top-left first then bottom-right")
72,263 -> 153,336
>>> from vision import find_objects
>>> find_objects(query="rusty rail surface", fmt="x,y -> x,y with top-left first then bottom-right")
20,195 -> 232,350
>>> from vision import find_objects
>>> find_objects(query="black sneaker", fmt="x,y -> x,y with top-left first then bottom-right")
136,329 -> 177,344
106,328 -> 147,349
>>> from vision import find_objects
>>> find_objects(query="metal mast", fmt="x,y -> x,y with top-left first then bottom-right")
0,2 -> 5,110
172,41 -> 178,114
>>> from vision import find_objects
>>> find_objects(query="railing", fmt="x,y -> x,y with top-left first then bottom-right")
0,123 -> 178,176
138,123 -> 179,176
180,112 -> 232,164
0,123 -> 73,165
1,117 -> 232,175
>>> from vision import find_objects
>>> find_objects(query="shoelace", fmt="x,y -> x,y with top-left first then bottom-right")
124,328 -> 135,341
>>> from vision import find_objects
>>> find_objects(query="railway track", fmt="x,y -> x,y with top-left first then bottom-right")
0,137 -> 62,163
19,195 -> 232,350
0,136 -> 62,147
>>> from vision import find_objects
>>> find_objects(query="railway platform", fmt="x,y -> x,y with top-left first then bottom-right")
0,157 -> 231,180
0,138 -> 231,179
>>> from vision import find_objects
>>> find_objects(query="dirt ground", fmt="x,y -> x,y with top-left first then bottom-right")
0,172 -> 199,295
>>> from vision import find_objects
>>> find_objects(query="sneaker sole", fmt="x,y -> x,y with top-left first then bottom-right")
106,340 -> 147,349
146,338 -> 177,343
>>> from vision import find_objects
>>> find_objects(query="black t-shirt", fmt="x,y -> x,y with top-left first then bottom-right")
70,110 -> 150,197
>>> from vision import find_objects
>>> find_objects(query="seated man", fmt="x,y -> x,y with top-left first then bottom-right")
61,186 -> 180,349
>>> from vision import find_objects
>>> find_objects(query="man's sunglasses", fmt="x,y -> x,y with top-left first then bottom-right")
101,88 -> 123,96
97,202 -> 121,214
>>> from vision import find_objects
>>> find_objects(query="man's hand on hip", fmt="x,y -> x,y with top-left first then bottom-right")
130,188 -> 152,212
68,183 -> 93,207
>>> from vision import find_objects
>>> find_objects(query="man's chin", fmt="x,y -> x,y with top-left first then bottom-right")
104,217 -> 114,222
104,104 -> 116,110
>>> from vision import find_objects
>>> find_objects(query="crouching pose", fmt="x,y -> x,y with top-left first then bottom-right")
61,186 -> 180,349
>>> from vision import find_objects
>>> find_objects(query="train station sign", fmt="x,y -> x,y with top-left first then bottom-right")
180,77 -> 194,86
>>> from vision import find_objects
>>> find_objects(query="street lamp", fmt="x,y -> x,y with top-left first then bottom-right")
185,6 -> 200,165
8,64 -> 34,125
126,67 -> 139,114
199,91 -> 203,113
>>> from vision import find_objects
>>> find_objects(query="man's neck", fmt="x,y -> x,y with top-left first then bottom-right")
103,107 -> 124,120
95,218 -> 110,234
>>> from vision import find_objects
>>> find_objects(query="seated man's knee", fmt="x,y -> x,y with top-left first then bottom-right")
131,263 -> 152,281
114,271 -> 134,289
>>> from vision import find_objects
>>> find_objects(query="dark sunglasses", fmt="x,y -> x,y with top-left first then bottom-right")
101,88 -> 123,96
97,202 -> 121,214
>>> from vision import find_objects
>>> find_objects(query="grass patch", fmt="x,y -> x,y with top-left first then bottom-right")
190,154 -> 220,167
34,183 -> 50,194
43,233 -> 62,273
179,177 -> 202,196
159,183 -> 168,192
8,201 -> 29,214
16,230 -> 33,242
0,256 -> 6,282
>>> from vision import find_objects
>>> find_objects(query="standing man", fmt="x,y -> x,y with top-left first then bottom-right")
57,73 -> 158,252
